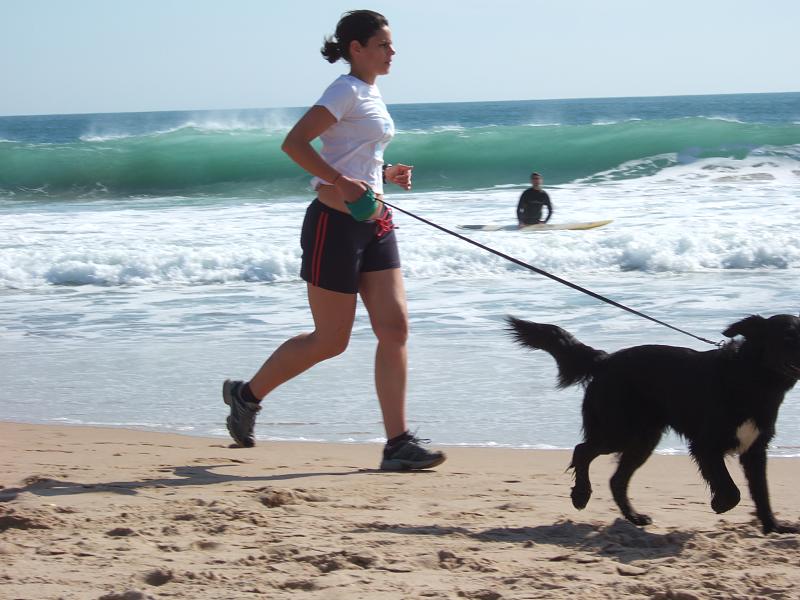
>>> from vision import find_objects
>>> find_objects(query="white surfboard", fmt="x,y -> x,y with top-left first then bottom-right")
458,219 -> 613,232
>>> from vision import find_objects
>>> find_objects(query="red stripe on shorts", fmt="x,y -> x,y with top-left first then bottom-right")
311,211 -> 328,286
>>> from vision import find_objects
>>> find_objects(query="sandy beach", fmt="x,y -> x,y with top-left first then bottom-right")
1,422 -> 799,600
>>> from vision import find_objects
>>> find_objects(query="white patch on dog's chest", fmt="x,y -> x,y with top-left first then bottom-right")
734,419 -> 761,454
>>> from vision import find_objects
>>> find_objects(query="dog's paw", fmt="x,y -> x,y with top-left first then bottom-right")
710,489 -> 740,514
570,485 -> 591,510
625,512 -> 653,526
763,521 -> 800,535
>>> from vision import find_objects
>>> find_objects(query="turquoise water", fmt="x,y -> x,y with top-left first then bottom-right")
2,93 -> 798,197
1,92 -> 799,453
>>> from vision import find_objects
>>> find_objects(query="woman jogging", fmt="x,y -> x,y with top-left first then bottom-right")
223,9 -> 446,471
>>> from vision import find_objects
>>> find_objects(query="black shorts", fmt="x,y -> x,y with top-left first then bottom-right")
300,199 -> 401,294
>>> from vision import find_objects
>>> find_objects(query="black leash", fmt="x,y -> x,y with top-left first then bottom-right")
382,200 -> 719,347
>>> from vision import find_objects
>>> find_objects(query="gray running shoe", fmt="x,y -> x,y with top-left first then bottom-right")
379,436 -> 447,471
222,379 -> 261,448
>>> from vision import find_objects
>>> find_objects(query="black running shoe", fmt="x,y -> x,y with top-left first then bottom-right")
379,435 -> 447,471
222,379 -> 261,448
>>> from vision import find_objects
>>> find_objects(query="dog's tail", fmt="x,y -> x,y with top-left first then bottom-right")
506,316 -> 607,388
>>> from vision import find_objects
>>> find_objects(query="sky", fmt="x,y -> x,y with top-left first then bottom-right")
1,0 -> 798,116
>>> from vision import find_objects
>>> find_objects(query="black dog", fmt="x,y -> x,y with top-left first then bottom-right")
507,314 -> 800,534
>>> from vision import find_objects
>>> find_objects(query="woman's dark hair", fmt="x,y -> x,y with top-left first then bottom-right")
321,10 -> 389,64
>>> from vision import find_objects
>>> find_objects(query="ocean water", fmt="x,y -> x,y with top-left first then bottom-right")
1,92 -> 799,455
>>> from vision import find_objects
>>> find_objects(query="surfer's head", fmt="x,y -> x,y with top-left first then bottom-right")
531,172 -> 543,189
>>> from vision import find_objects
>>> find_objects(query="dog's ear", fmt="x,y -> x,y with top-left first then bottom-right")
722,314 -> 766,339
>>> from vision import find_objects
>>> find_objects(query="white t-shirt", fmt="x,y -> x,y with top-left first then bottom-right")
310,74 -> 395,195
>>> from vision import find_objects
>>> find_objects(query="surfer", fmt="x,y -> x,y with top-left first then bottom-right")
221,10 -> 445,471
516,172 -> 552,225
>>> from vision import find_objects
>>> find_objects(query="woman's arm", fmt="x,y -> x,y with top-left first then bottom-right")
281,106 -> 365,201
281,106 -> 338,181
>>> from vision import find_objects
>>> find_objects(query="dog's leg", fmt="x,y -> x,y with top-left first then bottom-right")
692,450 -> 740,514
569,442 -> 603,510
610,435 -> 660,526
740,442 -> 799,534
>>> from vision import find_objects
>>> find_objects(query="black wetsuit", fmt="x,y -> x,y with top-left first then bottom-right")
516,188 -> 552,224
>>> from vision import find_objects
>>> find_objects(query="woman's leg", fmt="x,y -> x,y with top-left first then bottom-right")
358,268 -> 409,439
248,283 -> 358,398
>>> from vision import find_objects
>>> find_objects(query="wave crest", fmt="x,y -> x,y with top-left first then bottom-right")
1,117 -> 798,198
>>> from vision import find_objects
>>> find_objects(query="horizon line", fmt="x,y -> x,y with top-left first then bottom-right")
1,90 -> 798,120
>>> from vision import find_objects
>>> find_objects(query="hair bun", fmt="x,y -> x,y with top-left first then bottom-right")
320,37 -> 343,63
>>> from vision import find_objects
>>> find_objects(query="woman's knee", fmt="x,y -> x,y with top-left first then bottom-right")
304,329 -> 350,361
372,319 -> 408,346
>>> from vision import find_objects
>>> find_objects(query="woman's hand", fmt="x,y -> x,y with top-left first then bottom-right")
385,163 -> 414,190
334,176 -> 382,220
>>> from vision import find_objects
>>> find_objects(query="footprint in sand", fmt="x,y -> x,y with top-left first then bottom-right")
98,590 -> 156,600
143,569 -> 174,586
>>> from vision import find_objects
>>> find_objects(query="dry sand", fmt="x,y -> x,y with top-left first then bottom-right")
2,421 -> 799,599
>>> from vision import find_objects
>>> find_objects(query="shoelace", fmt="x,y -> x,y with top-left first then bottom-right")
385,431 -> 430,451
383,429 -> 440,461
374,206 -> 396,238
